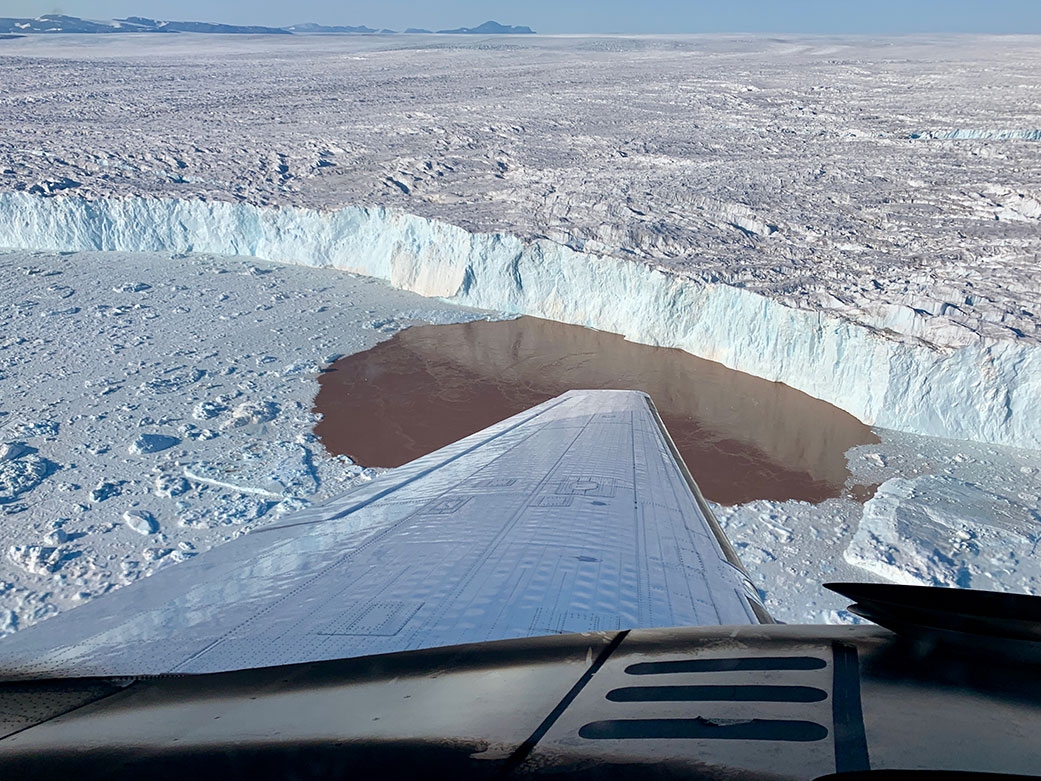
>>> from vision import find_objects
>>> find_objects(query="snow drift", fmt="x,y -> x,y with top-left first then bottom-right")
1,192 -> 1038,449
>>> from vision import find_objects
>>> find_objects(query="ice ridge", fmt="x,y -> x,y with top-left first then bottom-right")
0,192 -> 1038,449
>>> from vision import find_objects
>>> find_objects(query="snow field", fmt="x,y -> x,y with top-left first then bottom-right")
715,428 -> 1041,623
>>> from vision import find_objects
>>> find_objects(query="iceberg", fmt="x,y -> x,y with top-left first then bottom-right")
0,192 -> 1038,449
845,474 -> 1041,589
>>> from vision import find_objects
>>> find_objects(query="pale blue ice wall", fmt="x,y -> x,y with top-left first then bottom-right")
1,193 -> 1037,449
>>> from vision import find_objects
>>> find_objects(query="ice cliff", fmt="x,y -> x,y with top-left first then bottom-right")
1,192 -> 1038,449
911,129 -> 1041,142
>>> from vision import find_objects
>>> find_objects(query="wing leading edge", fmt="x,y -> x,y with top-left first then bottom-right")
0,390 -> 765,678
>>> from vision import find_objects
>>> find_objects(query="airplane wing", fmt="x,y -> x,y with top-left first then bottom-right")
8,391 -> 1041,780
0,390 -> 765,679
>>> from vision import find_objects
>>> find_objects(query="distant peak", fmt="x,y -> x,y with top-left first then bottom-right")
436,20 -> 536,35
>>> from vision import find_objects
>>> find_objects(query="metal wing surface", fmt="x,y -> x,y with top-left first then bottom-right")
0,390 -> 763,678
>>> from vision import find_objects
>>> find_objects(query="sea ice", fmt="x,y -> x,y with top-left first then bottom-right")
128,434 -> 180,455
0,453 -> 52,504
845,475 -> 1041,590
123,510 -> 158,536
221,401 -> 279,429
7,546 -> 62,576
716,426 -> 1041,622
0,248 -> 481,634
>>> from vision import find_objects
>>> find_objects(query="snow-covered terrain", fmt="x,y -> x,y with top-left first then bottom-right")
0,33 -> 1039,628
716,430 -> 1041,623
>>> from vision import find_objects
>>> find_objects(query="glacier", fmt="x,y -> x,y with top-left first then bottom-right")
1,191 -> 1037,450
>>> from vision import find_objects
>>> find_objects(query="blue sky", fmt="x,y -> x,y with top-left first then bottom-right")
6,0 -> 1041,34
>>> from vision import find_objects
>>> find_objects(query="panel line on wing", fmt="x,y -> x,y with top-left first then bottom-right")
258,394 -> 572,534
417,411 -> 598,636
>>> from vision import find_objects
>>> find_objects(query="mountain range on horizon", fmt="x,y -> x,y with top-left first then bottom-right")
0,15 -> 536,36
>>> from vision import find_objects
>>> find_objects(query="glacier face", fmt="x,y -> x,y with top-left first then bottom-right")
910,129 -> 1041,142
1,192 -> 1038,450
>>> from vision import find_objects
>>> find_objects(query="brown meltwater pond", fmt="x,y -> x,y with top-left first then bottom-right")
313,317 -> 879,506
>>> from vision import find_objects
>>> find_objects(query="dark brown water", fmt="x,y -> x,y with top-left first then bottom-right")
314,317 -> 879,506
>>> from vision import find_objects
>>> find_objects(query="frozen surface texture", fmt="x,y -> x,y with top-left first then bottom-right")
1,34 -> 1039,446
715,429 -> 1041,623
0,249 -> 479,634
842,431 -> 1041,593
